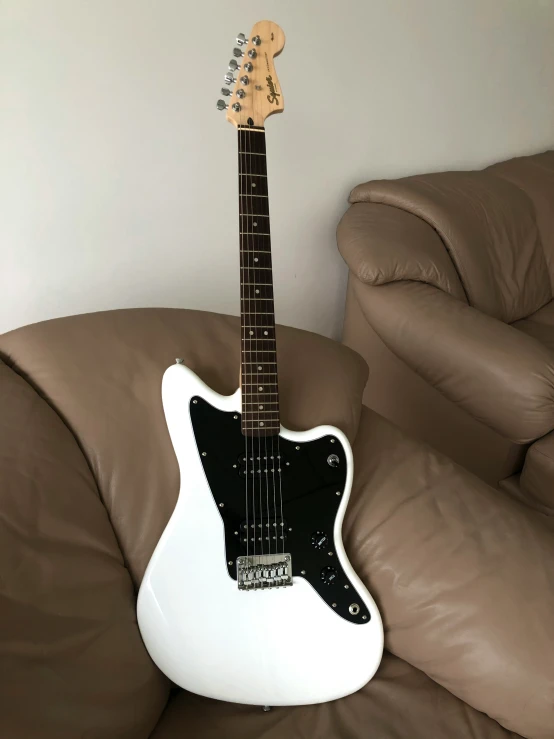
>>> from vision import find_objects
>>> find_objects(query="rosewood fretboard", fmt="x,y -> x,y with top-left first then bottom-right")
238,125 -> 279,437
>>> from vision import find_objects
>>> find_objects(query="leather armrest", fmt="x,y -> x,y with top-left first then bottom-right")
348,406 -> 554,739
351,278 -> 554,443
521,430 -> 554,508
337,202 -> 466,300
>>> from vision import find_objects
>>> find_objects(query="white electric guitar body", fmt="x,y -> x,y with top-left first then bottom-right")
137,20 -> 383,707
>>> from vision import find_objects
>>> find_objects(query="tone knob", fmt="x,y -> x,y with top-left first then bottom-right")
312,531 -> 329,550
320,566 -> 338,585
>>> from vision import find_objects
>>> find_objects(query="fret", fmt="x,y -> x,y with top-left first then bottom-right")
238,151 -> 266,156
240,391 -> 279,395
242,410 -> 280,414
243,400 -> 279,405
239,195 -> 270,216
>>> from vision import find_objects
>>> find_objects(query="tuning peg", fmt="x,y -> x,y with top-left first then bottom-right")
236,33 -> 247,46
216,100 -> 228,111
224,72 -> 236,85
221,87 -> 232,97
228,59 -> 240,72
232,48 -> 244,58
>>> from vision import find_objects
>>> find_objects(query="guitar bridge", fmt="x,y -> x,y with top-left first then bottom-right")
237,554 -> 293,590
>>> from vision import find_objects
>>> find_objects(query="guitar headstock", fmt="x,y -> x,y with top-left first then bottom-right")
217,20 -> 285,128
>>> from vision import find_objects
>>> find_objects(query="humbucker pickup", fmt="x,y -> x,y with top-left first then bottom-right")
237,554 -> 293,590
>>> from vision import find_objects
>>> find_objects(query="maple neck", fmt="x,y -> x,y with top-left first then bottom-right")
238,125 -> 279,437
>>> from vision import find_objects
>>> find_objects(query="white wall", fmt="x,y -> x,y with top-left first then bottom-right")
2,0 -> 554,337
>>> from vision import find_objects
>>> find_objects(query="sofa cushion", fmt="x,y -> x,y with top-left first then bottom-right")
0,308 -> 368,584
150,653 -> 520,739
0,360 -> 168,739
346,406 -> 554,739
488,151 -> 554,293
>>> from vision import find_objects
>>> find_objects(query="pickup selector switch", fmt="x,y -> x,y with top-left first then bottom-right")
312,531 -> 329,550
320,566 -> 338,585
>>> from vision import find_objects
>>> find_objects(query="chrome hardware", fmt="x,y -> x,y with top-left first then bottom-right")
336,491 -> 341,496
224,72 -> 235,85
327,453 -> 340,468
175,358 -> 184,364
232,102 -> 241,112
216,99 -> 228,111
252,35 -> 261,45
221,87 -> 232,96
244,61 -> 253,72
236,89 -> 245,99
349,603 -> 360,616
233,47 -> 244,58
236,33 -> 247,46
240,75 -> 249,85
248,49 -> 257,59
237,553 -> 293,590
263,706 -> 271,712
228,59 -> 240,71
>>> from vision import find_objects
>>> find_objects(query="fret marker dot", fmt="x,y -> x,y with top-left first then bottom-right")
264,330 -> 268,335
252,183 -> 256,188
258,386 -> 263,391
249,330 -> 254,335
260,422 -> 264,427
259,405 -> 263,409
254,258 -> 259,262
253,222 -> 257,227
257,366 -> 262,370
256,289 -> 260,294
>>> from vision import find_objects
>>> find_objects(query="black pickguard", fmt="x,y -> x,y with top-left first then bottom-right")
190,396 -> 370,624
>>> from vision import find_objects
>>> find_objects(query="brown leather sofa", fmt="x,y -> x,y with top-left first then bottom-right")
338,151 -> 554,504
1,308 -> 553,739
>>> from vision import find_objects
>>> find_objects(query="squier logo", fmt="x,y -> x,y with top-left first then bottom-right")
266,75 -> 281,105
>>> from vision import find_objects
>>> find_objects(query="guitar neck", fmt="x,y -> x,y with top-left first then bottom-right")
238,125 -> 280,437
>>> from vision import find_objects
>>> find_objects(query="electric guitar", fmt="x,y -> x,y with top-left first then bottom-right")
137,20 -> 383,707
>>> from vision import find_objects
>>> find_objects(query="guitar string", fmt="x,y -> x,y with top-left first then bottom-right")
240,125 -> 250,566
252,126 -> 264,568
258,126 -> 272,562
246,124 -> 260,568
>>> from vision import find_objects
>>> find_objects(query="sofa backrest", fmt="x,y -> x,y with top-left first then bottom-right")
348,150 -> 554,323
